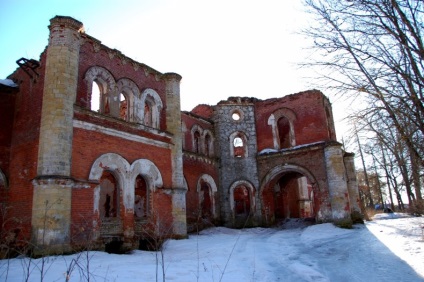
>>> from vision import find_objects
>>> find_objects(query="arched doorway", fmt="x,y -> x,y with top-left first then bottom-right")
196,174 -> 217,224
261,165 -> 317,225
99,171 -> 119,219
234,185 -> 251,216
134,175 -> 149,220
229,180 -> 256,227
200,181 -> 212,219
273,172 -> 313,220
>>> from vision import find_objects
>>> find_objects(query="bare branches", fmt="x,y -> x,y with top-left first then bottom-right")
302,0 -> 423,212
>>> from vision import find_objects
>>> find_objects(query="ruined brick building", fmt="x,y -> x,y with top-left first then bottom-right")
0,16 -> 361,254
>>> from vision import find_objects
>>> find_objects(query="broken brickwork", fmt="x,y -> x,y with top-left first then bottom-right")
0,16 -> 361,254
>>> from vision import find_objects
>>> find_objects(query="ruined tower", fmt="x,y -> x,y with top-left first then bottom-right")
215,97 -> 261,227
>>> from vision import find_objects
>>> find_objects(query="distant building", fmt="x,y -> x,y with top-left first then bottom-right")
0,16 -> 361,254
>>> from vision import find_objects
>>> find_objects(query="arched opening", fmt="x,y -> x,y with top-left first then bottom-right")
194,131 -> 201,153
233,185 -> 251,216
233,136 -> 245,158
99,171 -> 119,218
277,116 -> 291,149
91,81 -> 101,112
264,171 -> 315,223
144,102 -> 152,127
140,89 -> 163,129
119,93 -> 128,121
200,181 -> 212,219
134,175 -> 149,219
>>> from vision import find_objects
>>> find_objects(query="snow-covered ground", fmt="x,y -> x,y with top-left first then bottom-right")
1,213 -> 423,281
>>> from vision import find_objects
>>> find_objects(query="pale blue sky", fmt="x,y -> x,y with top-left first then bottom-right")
1,0 -> 315,112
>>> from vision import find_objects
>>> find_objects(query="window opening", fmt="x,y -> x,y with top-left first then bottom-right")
277,117 -> 291,149
135,175 -> 148,219
91,81 -> 101,112
119,93 -> 128,120
233,136 -> 245,158
99,171 -> 118,218
144,102 -> 152,127
232,112 -> 241,121
194,131 -> 201,153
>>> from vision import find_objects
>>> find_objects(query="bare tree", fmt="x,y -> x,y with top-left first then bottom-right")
301,0 -> 423,212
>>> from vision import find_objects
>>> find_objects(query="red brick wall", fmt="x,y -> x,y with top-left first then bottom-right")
71,127 -> 173,186
181,113 -> 214,152
76,41 -> 168,131
183,155 -> 219,223
0,90 -> 16,179
190,104 -> 214,119
255,90 -> 335,152
2,51 -> 47,241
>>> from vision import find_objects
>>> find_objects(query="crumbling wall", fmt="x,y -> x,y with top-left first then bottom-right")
257,143 -> 333,224
255,90 -> 337,152
1,47 -> 48,248
181,112 -> 219,231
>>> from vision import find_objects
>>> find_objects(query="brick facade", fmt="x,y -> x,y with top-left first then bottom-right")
0,16 -> 361,254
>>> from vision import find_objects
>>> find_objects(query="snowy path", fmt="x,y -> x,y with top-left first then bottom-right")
1,214 -> 423,281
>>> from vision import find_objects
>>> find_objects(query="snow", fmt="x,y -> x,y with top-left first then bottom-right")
258,142 -> 326,156
1,214 -> 423,281
0,79 -> 17,87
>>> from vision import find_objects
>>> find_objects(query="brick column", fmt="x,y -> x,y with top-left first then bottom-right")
32,16 -> 83,254
163,73 -> 187,238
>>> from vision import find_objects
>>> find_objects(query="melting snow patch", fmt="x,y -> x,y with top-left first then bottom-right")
258,148 -> 279,155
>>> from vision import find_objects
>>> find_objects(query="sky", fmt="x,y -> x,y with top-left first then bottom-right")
0,0 -> 315,111
1,214 -> 423,281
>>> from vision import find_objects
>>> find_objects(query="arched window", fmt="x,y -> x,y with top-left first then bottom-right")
233,136 -> 245,158
84,66 -> 116,116
194,131 -> 201,153
268,108 -> 296,150
229,132 -> 248,158
91,81 -> 101,112
99,171 -> 119,218
277,116 -> 291,149
119,93 -> 128,121
134,175 -> 149,219
203,130 -> 214,157
144,102 -> 152,127
191,125 -> 204,154
140,89 -> 163,129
